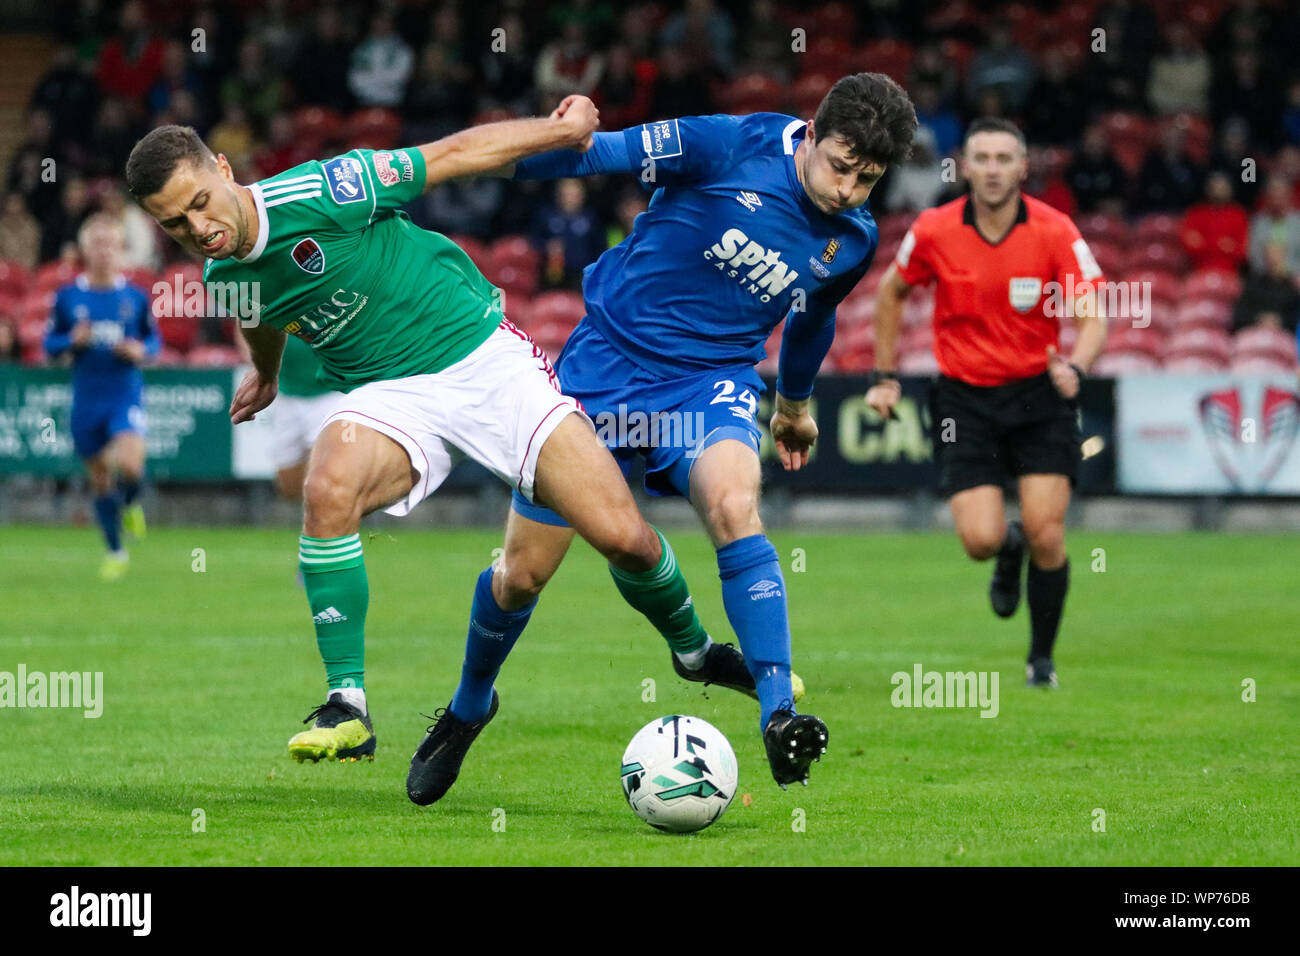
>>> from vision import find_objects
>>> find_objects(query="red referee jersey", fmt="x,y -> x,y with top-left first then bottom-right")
894,194 -> 1104,387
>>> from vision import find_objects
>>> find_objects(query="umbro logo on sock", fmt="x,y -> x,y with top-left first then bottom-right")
471,620 -> 505,641
748,580 -> 782,600
312,606 -> 348,624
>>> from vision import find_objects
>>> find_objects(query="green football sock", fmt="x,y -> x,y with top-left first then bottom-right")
298,533 -> 368,690
608,528 -> 709,655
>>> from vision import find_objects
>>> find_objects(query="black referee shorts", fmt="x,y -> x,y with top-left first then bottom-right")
929,371 -> 1081,498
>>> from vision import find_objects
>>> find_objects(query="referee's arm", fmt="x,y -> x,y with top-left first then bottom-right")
867,262 -> 911,418
1048,289 -> 1107,401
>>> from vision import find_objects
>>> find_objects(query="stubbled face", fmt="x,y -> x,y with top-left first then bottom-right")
799,124 -> 885,215
962,131 -> 1028,209
140,155 -> 252,260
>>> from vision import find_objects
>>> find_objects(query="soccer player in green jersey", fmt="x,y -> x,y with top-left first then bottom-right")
125,98 -> 730,781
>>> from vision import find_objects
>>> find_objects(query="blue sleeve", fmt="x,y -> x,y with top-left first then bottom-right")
43,292 -> 73,358
514,132 -> 638,180
514,116 -> 743,187
135,293 -> 161,358
775,263 -> 870,400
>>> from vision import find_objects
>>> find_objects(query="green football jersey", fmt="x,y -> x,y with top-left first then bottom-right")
205,148 -> 502,392
277,334 -> 330,398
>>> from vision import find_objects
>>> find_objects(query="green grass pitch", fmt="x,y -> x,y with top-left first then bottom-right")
1,524 -> 1295,866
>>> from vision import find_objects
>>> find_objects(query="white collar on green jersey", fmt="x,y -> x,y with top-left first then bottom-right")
236,183 -> 271,263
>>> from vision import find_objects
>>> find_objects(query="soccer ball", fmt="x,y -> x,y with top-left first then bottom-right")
620,715 -> 738,833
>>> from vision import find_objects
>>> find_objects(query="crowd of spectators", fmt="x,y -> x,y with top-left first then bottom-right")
2,0 -> 1299,370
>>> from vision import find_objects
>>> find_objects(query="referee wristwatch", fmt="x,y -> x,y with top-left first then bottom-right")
866,370 -> 901,389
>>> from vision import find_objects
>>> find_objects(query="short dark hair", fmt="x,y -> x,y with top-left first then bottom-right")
124,125 -> 216,201
963,117 -> 1027,151
814,73 -> 917,167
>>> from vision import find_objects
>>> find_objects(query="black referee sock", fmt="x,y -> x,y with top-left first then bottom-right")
1027,559 -> 1069,661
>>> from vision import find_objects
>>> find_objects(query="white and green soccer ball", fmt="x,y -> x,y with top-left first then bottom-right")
620,715 -> 738,833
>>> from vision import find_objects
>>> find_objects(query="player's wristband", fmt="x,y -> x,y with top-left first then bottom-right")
866,370 -> 901,389
1069,363 -> 1086,382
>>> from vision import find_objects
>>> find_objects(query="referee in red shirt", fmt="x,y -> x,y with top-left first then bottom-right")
868,118 -> 1108,687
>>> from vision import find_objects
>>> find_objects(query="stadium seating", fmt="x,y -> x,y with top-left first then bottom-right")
1165,326 -> 1232,364
1232,326 -> 1298,367
185,344 -> 241,367
290,106 -> 344,154
859,39 -> 913,84
0,260 -> 31,299
717,73 -> 783,115
345,108 -> 403,150
1183,269 -> 1242,305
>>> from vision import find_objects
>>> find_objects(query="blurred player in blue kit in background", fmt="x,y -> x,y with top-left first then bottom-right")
44,214 -> 158,580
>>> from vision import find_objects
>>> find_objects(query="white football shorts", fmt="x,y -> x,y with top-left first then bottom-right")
318,320 -> 582,516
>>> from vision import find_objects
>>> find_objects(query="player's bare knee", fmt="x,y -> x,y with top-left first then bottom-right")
1025,522 -> 1066,566
302,469 -> 361,535
496,557 -> 551,607
598,516 -> 658,572
960,529 -> 1003,561
703,487 -> 761,544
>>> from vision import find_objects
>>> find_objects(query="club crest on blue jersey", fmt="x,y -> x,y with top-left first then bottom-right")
291,238 -> 326,275
323,156 -> 368,205
821,238 -> 841,263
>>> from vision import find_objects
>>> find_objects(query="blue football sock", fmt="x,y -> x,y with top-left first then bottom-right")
93,493 -> 122,553
450,567 -> 537,722
717,534 -> 794,731
118,476 -> 141,506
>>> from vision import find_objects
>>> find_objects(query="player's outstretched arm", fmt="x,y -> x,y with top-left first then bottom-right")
230,322 -> 285,424
417,95 -> 600,193
867,262 -> 911,418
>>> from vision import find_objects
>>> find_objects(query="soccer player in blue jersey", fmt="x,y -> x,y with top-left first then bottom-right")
44,214 -> 159,580
407,74 -> 917,802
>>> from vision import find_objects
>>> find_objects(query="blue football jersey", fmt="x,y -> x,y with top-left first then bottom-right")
45,275 -> 158,403
519,114 -> 878,393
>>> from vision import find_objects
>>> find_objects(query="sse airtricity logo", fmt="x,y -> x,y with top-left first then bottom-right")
324,156 -> 368,205
703,228 -> 800,302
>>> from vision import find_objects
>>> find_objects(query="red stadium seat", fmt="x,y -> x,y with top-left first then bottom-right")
1092,352 -> 1160,376
446,234 -> 488,269
492,262 -> 538,298
1134,213 -> 1180,243
900,326 -> 933,355
1078,212 -> 1127,248
154,346 -> 186,366
717,73 -> 783,115
471,108 -> 520,127
876,213 -> 913,243
529,290 -> 586,329
899,349 -> 940,375
1106,324 -> 1165,359
836,297 -> 875,328
156,314 -> 199,353
122,267 -> 156,290
35,260 -> 80,294
790,73 -> 834,118
486,235 -> 540,286
18,315 -> 48,363
805,37 -> 860,79
1165,327 -> 1231,363
345,108 -> 403,150
1232,326 -> 1298,366
1174,299 -> 1231,332
1123,268 -> 1181,306
1085,239 -> 1125,276
811,2 -> 858,39
1230,355 -> 1294,376
19,291 -> 54,328
834,347 -> 874,373
500,294 -> 532,329
291,106 -> 344,154
859,39 -> 913,84
1183,269 -> 1242,305
0,260 -> 31,298
1129,241 -> 1188,275
1163,354 -> 1226,374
